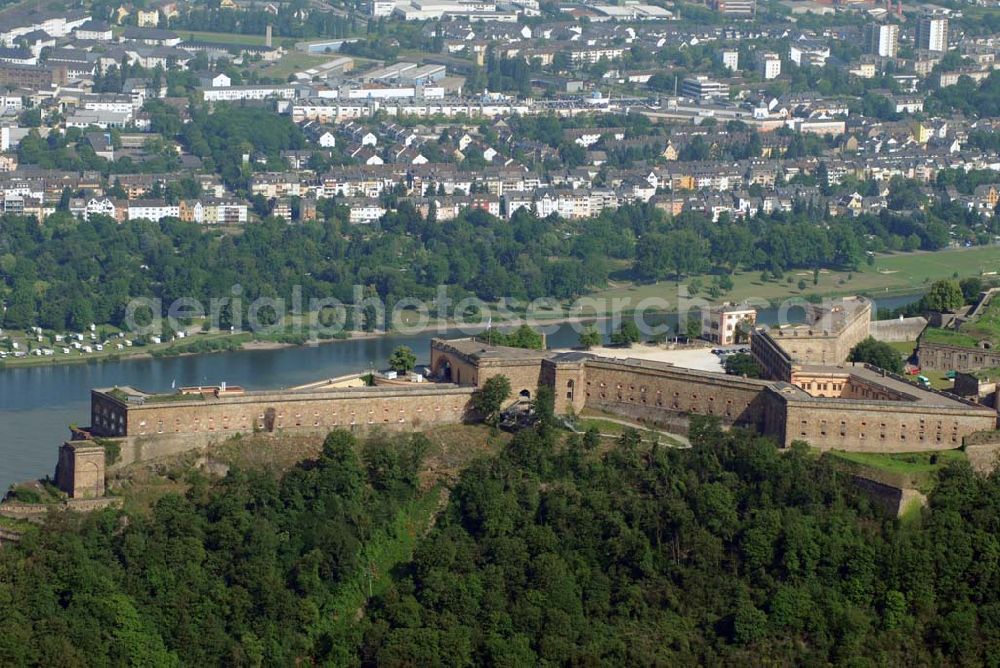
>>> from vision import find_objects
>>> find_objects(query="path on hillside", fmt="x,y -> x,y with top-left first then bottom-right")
565,416 -> 692,448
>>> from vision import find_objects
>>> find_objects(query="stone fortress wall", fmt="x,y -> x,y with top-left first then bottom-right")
553,356 -> 777,434
56,299 -> 1000,498
917,342 -> 1000,372
918,289 -> 1000,371
762,296 -> 872,367
92,384 -> 475,468
59,382 -> 477,499
870,317 -> 928,343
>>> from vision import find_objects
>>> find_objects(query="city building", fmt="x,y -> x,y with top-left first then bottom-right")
916,16 -> 948,52
712,0 -> 755,15
864,23 -> 899,58
721,49 -> 739,72
370,0 -> 395,16
757,52 -> 781,79
789,39 -> 830,67
680,75 -> 730,100
703,303 -> 758,346
126,200 -> 180,222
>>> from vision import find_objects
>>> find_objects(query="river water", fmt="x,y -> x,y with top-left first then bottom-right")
0,293 -> 921,490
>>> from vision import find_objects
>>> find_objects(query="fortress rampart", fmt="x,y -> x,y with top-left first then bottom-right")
917,341 -> 1000,372
56,330 -> 999,498
90,384 -> 475,467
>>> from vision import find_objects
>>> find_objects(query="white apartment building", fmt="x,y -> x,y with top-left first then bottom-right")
916,16 -> 948,52
865,23 -> 899,58
758,52 -> 781,79
721,49 -> 739,72
127,200 -> 180,222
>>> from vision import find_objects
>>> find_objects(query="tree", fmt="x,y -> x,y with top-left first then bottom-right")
925,279 -> 964,313
733,316 -> 755,344
532,384 -> 555,433
388,346 -> 417,374
849,336 -> 904,373
557,142 -> 586,168
610,321 -> 641,347
3,286 -> 35,330
733,602 -> 768,645
506,325 -> 543,350
482,325 -> 544,350
579,326 -> 602,350
960,276 -> 983,304
633,229 -> 706,282
472,375 -> 511,426
67,297 -> 95,332
685,318 -> 702,340
724,352 -> 761,377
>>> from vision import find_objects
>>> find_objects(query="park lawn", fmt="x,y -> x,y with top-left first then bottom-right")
886,352 -> 953,389
876,246 -> 1000,279
921,327 -> 980,348
577,416 -> 636,436
917,368 -> 954,390
828,448 -> 966,475
587,246 -> 1000,310
587,267 -> 879,309
887,340 -> 917,358
826,448 -> 967,493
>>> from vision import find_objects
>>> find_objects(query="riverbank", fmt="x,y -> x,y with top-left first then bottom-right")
0,288 -> 924,371
1,241 -> 994,372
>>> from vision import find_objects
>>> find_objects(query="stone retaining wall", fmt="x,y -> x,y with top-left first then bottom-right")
871,317 -> 927,343
965,442 -> 1000,474
850,475 -> 927,518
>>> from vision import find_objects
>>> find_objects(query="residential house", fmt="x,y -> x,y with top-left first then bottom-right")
127,199 -> 179,222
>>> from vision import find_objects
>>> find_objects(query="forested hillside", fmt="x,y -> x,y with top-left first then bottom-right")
360,421 -> 1000,665
2,417 -> 999,665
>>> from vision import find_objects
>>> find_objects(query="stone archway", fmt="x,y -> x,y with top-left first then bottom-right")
436,359 -> 452,382
519,389 -> 531,400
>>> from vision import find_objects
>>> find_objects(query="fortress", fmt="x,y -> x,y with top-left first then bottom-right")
56,296 -> 1000,499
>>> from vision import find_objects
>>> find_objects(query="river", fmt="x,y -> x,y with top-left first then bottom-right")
0,293 -> 921,490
